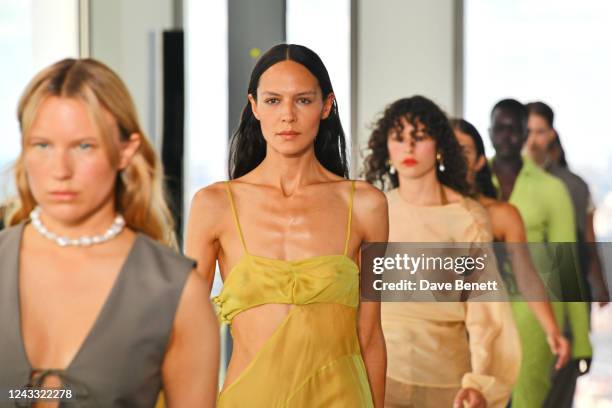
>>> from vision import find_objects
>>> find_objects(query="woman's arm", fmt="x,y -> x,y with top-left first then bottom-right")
354,182 -> 388,408
499,203 -> 570,369
161,270 -> 220,407
160,183 -> 230,406
185,183 -> 227,289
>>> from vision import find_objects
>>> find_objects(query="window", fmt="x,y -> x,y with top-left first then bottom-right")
286,0 -> 352,166
0,0 -> 79,202
464,0 -> 612,239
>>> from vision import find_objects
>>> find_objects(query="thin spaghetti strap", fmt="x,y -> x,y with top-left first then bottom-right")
343,180 -> 356,256
225,181 -> 249,254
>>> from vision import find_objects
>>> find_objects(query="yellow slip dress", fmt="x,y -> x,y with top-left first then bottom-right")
213,180 -> 374,407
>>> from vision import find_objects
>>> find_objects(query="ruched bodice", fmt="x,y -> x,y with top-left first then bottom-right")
213,254 -> 359,324
213,180 -> 373,408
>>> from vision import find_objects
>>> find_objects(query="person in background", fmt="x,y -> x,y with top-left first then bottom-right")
0,58 -> 220,408
365,95 -> 520,408
451,117 -> 571,371
488,98 -> 592,408
526,101 -> 609,305
526,101 -> 609,407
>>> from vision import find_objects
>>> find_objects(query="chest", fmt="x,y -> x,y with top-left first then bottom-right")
509,190 -> 549,242
19,250 -> 124,369
226,191 -> 352,258
496,173 -> 518,201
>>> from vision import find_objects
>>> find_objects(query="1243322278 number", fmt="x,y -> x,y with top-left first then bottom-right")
6,387 -> 74,401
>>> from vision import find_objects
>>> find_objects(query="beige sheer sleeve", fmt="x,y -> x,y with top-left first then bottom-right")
462,302 -> 521,408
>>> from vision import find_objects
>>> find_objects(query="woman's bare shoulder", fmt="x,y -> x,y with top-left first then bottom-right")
189,182 -> 232,228
353,180 -> 387,211
480,198 -> 525,240
483,198 -> 522,221
192,182 -> 228,207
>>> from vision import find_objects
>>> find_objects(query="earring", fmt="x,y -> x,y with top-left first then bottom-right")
388,159 -> 396,175
436,152 -> 446,172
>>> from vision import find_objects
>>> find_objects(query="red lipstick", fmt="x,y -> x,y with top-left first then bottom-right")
402,158 -> 418,166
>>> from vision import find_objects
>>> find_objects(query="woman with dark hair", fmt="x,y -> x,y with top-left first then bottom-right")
449,119 -> 497,199
364,96 -> 470,195
364,96 -> 520,408
451,117 -> 571,366
548,130 -> 568,168
186,44 -> 388,407
528,103 -> 607,305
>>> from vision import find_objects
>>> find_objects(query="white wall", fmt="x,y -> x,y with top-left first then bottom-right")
89,0 -> 174,149
356,0 -> 458,169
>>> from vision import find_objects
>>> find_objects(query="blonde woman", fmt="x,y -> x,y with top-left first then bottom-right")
0,59 -> 219,407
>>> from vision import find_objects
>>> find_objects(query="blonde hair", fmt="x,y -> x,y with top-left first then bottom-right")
7,58 -> 177,247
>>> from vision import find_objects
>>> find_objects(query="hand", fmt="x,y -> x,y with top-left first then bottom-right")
546,331 -> 571,370
453,387 -> 486,408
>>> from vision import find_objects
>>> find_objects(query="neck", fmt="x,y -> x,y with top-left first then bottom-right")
396,168 -> 442,206
37,200 -> 118,239
255,145 -> 330,196
525,149 -> 548,167
467,173 -> 479,196
492,154 -> 523,176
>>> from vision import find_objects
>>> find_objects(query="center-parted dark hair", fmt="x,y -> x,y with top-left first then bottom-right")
450,118 -> 498,199
363,95 -> 470,194
526,101 -> 554,128
228,44 -> 348,179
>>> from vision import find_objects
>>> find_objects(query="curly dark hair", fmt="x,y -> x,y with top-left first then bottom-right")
228,44 -> 348,179
363,95 -> 470,195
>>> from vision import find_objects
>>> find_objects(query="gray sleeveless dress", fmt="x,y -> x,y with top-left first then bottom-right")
0,223 -> 195,407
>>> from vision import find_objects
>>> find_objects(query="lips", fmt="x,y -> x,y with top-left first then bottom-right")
277,130 -> 300,141
49,191 -> 78,201
402,158 -> 418,166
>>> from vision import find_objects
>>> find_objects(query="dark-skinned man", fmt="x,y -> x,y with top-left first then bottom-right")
488,99 -> 592,408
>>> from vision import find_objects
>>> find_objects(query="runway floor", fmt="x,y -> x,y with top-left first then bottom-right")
574,305 -> 612,407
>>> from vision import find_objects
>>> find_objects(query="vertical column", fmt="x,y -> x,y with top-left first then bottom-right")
227,0 -> 286,138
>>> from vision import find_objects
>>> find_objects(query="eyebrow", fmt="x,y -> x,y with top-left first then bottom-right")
28,134 -> 98,143
260,91 -> 317,96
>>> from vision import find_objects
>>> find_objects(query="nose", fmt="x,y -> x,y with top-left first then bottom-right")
404,137 -> 416,152
280,100 -> 297,123
51,149 -> 73,180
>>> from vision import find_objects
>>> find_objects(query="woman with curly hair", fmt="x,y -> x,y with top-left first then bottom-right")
364,96 -> 520,408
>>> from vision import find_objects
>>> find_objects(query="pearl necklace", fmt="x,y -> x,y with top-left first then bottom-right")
30,206 -> 126,247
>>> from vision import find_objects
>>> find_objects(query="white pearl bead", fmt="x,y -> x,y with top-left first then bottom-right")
29,206 -> 126,248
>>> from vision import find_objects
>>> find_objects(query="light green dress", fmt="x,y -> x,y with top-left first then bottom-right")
493,158 -> 592,407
